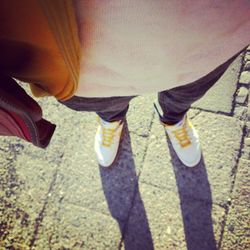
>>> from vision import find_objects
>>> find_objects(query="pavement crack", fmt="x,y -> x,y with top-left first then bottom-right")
29,169 -> 58,249
129,130 -> 149,138
191,107 -> 232,117
217,123 -> 248,250
118,112 -> 155,249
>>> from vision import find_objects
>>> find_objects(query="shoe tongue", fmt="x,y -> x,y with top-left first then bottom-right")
101,119 -> 120,128
167,118 -> 185,131
176,118 -> 184,126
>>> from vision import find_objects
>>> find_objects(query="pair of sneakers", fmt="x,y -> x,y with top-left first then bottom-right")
95,115 -> 201,168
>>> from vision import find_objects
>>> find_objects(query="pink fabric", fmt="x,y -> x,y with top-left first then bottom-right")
74,0 -> 250,97
0,108 -> 29,141
9,110 -> 32,141
0,76 -> 56,148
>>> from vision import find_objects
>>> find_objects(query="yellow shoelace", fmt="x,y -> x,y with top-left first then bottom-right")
98,117 -> 121,147
171,119 -> 191,148
102,127 -> 117,147
173,127 -> 191,148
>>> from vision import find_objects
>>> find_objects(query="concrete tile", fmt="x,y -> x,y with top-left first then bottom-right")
0,151 -> 56,249
35,204 -> 121,250
122,183 -> 225,250
51,121 -> 148,217
0,99 -> 65,249
192,53 -> 243,113
221,159 -> 250,250
0,96 -> 150,249
140,111 -> 243,205
127,94 -> 156,136
30,119 -> 150,248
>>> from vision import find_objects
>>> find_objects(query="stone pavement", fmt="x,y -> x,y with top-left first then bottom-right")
0,48 -> 250,250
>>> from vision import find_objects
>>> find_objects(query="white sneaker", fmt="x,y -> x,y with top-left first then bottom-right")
94,117 -> 124,167
163,115 -> 201,167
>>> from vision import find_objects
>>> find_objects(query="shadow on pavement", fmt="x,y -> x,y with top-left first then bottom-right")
99,122 -> 154,250
167,139 -> 217,250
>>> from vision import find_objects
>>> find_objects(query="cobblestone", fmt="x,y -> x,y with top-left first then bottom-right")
235,86 -> 249,104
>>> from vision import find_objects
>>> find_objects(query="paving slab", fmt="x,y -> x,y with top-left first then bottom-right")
192,53 -> 243,113
1,90 -> 155,249
35,204 -> 122,250
127,94 -> 156,137
0,143 -> 56,249
122,183 -> 225,250
45,119 -> 148,217
221,159 -> 250,250
27,111 -> 150,248
140,110 -> 244,206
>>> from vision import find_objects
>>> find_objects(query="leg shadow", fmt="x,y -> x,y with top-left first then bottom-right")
99,121 -> 154,250
167,138 -> 217,250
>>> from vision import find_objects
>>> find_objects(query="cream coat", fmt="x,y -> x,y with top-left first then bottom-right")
74,0 -> 250,97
